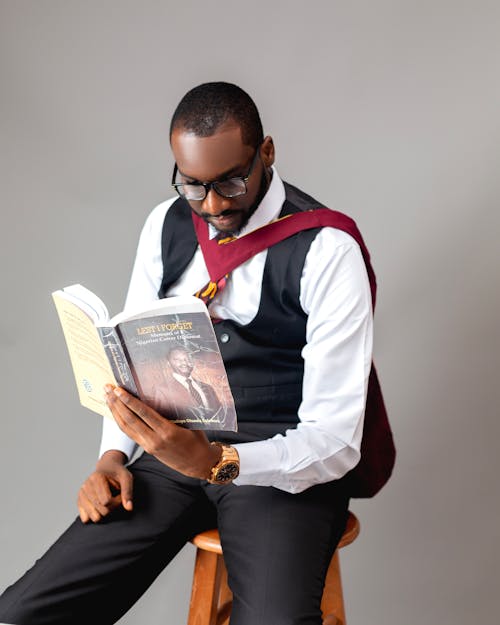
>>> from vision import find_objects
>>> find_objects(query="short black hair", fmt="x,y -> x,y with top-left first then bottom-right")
166,344 -> 192,362
170,82 -> 264,148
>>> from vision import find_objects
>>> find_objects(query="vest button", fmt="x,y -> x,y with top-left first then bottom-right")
220,333 -> 230,344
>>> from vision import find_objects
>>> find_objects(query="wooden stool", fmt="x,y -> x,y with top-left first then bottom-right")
187,511 -> 360,625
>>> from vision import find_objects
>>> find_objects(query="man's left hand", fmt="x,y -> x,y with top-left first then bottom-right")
104,385 -> 221,480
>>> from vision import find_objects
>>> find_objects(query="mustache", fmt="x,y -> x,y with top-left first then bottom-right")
200,208 -> 241,221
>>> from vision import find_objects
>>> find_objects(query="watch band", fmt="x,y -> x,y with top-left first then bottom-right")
207,442 -> 240,485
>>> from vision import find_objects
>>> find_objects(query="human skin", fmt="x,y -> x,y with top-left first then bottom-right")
77,386 -> 223,523
77,122 -> 274,523
168,348 -> 194,377
171,123 -> 275,234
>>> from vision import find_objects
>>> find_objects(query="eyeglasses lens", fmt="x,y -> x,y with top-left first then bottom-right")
176,178 -> 247,200
177,185 -> 206,201
214,179 -> 247,198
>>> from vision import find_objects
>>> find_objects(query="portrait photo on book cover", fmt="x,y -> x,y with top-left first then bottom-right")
117,312 -> 237,430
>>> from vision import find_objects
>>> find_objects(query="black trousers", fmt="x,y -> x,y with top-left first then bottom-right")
0,453 -> 349,625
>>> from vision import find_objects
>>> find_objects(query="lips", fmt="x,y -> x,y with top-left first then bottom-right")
208,211 -> 242,231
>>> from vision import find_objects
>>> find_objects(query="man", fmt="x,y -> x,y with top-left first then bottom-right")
156,345 -> 223,424
0,82 -> 394,625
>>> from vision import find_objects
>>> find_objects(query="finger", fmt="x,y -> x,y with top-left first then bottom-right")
92,475 -> 120,508
80,479 -> 109,513
113,387 -> 171,431
80,488 -> 110,520
78,490 -> 104,524
78,502 -> 89,524
91,456 -> 133,512
107,398 -> 150,445
115,468 -> 134,511
80,478 -> 117,517
106,393 -> 162,449
78,481 -> 96,523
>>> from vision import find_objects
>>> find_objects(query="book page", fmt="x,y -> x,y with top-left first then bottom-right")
108,294 -> 207,326
53,292 -> 117,420
56,283 -> 110,323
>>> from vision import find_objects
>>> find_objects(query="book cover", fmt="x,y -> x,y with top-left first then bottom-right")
52,285 -> 237,432
117,312 -> 236,430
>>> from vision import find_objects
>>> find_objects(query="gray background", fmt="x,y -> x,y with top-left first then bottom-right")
1,1 -> 499,624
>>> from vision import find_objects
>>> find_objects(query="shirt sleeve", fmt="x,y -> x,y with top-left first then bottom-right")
233,228 -> 373,493
97,199 -> 174,460
124,198 -> 176,312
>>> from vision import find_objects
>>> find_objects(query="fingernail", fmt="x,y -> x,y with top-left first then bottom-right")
114,387 -> 129,403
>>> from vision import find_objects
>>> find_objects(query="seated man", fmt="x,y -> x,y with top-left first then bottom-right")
0,81 -> 394,625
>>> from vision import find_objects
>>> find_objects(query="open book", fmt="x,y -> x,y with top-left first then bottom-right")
52,284 -> 237,431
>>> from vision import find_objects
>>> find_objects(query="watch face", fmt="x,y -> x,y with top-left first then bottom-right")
215,462 -> 240,483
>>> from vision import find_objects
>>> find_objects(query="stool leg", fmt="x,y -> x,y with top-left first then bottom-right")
320,550 -> 347,625
215,558 -> 232,625
187,549 -> 225,625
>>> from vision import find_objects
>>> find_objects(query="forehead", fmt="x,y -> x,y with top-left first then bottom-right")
169,349 -> 189,359
171,124 -> 254,181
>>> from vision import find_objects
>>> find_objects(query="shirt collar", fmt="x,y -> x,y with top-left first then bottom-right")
172,371 -> 189,385
208,166 -> 285,240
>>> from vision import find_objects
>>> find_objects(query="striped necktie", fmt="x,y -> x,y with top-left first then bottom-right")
186,378 -> 203,406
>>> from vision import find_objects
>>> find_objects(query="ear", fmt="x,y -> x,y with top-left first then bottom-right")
260,135 -> 275,168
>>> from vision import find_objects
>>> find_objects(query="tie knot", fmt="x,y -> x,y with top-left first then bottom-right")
216,234 -> 236,245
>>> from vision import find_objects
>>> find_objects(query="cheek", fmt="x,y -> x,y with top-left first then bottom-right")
232,180 -> 264,212
246,170 -> 268,208
187,201 -> 202,215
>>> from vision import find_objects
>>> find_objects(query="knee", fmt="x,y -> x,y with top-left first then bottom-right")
229,589 -> 324,625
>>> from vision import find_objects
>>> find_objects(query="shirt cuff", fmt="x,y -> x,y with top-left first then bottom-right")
98,416 -> 138,461
232,440 -> 282,487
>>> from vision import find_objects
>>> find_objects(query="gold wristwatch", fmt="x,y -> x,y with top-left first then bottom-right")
207,443 -> 240,484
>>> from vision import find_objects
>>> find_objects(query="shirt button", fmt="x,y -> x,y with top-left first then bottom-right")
220,333 -> 230,344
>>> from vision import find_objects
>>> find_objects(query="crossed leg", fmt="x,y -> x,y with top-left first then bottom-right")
0,453 -> 216,625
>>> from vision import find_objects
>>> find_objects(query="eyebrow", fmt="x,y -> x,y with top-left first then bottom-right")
177,161 -> 248,184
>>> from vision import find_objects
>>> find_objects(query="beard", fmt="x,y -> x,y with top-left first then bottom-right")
232,167 -> 270,234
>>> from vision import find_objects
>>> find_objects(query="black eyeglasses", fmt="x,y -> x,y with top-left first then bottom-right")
171,148 -> 261,201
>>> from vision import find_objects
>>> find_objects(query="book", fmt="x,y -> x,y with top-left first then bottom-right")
52,284 -> 237,431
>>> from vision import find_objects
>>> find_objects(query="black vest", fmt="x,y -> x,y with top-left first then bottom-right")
158,183 -> 396,496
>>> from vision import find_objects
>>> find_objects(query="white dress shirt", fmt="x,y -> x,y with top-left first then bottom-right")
99,169 -> 373,494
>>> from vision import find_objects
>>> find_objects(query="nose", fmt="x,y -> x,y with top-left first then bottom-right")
202,187 -> 231,216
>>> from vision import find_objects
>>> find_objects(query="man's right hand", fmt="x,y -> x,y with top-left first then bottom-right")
77,449 -> 133,523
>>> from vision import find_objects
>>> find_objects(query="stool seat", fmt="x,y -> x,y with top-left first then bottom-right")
187,511 -> 360,625
191,528 -> 224,554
